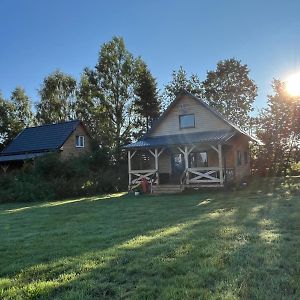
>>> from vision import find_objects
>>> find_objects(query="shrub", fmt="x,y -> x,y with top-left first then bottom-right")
0,149 -> 128,203
0,173 -> 53,203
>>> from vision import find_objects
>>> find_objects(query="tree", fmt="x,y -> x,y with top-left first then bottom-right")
10,87 -> 33,132
254,79 -> 300,176
75,69 -> 96,133
203,58 -> 257,130
0,87 -> 33,150
163,66 -> 203,109
93,36 -> 136,161
133,58 -> 160,137
36,71 -> 77,124
0,93 -> 15,150
75,68 -> 111,145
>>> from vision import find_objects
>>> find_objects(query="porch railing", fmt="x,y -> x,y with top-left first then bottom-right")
129,169 -> 158,186
129,167 -> 235,189
185,167 -> 235,184
187,167 -> 221,184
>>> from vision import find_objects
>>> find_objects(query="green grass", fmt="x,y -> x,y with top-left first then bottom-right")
0,178 -> 300,299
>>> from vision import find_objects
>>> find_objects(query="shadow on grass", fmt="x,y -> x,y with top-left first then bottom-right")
1,177 -> 300,299
0,192 -> 127,215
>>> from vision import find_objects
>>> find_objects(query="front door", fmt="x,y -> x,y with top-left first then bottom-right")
171,153 -> 185,183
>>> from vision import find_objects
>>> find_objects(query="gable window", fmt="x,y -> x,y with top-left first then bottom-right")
75,135 -> 85,148
244,151 -> 248,164
179,114 -> 195,129
237,151 -> 242,166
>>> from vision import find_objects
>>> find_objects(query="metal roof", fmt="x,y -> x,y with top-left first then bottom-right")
0,152 -> 49,162
2,120 -> 81,155
124,129 -> 236,149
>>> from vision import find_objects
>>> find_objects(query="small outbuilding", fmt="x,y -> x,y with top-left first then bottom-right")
0,120 -> 92,168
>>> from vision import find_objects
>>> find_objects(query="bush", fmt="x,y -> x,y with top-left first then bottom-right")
290,162 -> 300,176
0,173 -> 53,203
0,149 -> 128,203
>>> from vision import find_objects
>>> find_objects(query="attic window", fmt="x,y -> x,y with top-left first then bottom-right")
75,136 -> 85,148
179,114 -> 195,129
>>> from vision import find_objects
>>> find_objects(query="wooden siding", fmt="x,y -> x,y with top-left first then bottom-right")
158,151 -> 171,173
150,95 -> 230,137
225,134 -> 250,180
157,149 -> 222,173
207,149 -> 220,167
59,124 -> 92,160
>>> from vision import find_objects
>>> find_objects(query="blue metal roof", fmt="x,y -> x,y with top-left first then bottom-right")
124,129 -> 236,149
1,120 -> 80,155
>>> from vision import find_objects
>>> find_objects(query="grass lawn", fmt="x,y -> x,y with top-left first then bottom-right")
0,178 -> 300,299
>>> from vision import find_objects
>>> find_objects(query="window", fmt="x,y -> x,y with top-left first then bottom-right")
237,151 -> 242,166
179,114 -> 195,129
244,151 -> 248,164
75,135 -> 85,148
190,152 -> 208,167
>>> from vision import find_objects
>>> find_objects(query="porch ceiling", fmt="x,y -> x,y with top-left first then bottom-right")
124,129 -> 236,149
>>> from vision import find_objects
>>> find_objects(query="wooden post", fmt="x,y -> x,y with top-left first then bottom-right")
128,150 -> 132,187
184,145 -> 189,184
155,148 -> 159,184
218,144 -> 224,186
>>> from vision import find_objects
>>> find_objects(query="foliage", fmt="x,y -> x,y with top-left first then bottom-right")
290,162 -> 300,175
0,150 -> 128,203
1,178 -> 300,299
133,58 -> 161,138
75,68 -> 112,146
0,88 -> 33,150
203,58 -> 257,130
254,79 -> 300,176
0,93 -> 15,150
93,36 -> 137,161
36,70 -> 77,124
163,66 -> 203,109
10,87 -> 33,128
0,173 -> 53,203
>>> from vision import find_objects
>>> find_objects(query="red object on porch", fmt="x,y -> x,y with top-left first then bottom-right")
141,177 -> 149,193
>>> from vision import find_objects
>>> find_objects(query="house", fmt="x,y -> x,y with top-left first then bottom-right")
0,120 -> 92,166
124,90 -> 261,193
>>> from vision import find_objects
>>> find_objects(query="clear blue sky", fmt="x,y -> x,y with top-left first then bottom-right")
1,0 -> 300,112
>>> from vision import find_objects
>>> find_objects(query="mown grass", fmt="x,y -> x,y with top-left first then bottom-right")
0,178 -> 300,299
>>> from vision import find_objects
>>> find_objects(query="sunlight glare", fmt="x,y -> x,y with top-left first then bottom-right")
286,73 -> 300,96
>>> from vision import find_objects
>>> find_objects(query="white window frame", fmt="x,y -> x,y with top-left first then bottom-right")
75,135 -> 85,148
179,114 -> 195,129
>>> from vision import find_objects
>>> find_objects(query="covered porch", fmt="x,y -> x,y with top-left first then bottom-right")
127,142 -> 235,191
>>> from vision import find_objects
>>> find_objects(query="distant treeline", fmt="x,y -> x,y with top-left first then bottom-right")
0,36 -> 299,175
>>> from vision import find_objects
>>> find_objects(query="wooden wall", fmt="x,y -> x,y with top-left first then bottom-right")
158,150 -> 171,173
225,134 -> 250,180
60,124 -> 92,160
150,95 -> 230,137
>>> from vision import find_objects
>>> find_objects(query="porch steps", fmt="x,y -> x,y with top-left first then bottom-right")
152,184 -> 182,195
184,184 -> 223,189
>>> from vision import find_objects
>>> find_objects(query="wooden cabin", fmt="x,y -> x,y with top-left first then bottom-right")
0,120 -> 92,168
124,90 -> 260,193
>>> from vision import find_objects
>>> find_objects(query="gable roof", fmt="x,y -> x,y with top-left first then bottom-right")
145,90 -> 258,141
1,120 -> 83,156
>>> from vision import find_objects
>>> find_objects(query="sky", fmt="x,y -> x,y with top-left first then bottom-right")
1,0 -> 300,113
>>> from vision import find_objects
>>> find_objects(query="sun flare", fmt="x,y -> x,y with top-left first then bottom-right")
286,73 -> 300,96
